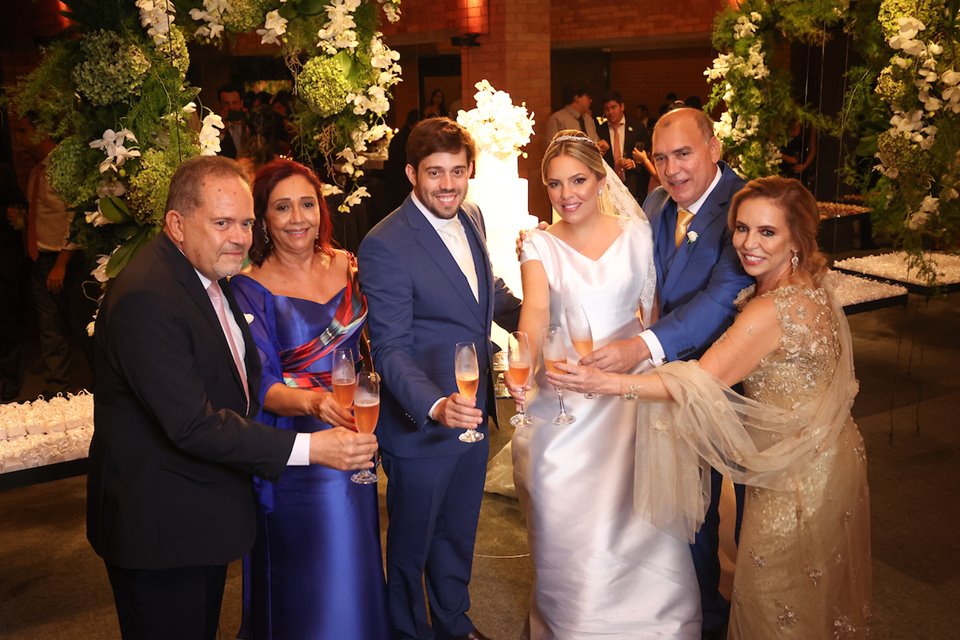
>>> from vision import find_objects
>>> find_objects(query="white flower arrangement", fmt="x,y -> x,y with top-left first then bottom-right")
136,0 -> 177,45
89,129 -> 141,174
199,113 -> 225,156
189,0 -> 228,40
317,0 -> 362,55
258,10 -> 289,45
456,80 -> 536,160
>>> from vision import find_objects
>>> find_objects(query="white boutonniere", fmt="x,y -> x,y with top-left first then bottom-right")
686,231 -> 698,244
243,313 -> 255,325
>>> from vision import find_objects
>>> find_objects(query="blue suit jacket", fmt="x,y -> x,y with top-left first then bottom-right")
358,196 -> 521,458
643,162 -> 752,362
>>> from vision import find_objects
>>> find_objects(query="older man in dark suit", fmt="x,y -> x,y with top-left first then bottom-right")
359,118 -> 521,640
87,156 -> 377,640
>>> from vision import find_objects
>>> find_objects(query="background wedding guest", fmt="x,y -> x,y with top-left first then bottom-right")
582,107 -> 752,640
231,158 -> 390,640
218,83 -> 249,160
423,89 -> 448,119
596,90 -> 651,201
780,119 -> 817,189
87,156 -> 377,640
359,117 -> 521,640
544,81 -> 597,141
9,114 -> 94,397
552,176 -> 871,639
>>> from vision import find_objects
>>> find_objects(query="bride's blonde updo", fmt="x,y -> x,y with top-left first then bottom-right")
728,175 -> 828,281
541,130 -> 606,185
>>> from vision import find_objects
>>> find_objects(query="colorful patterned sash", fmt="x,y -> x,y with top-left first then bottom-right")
279,264 -> 367,390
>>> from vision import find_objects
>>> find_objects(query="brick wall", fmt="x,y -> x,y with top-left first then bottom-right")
551,0 -> 726,43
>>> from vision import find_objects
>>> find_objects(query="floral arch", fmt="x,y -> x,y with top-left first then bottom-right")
11,0 -> 402,281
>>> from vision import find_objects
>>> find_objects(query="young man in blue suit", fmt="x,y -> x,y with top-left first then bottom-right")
584,107 -> 753,640
358,118 -> 521,640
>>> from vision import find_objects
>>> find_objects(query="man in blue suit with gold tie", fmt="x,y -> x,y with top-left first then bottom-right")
359,118 -> 521,640
585,107 -> 752,639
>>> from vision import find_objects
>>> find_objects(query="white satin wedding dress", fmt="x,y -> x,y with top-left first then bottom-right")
511,216 -> 701,639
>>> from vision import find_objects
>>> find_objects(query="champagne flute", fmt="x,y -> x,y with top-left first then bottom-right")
332,347 -> 357,409
351,371 -> 380,484
564,304 -> 596,399
507,331 -> 533,427
454,341 -> 484,443
541,326 -> 576,425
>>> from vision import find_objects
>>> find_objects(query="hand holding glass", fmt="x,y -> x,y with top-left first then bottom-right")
332,347 -> 357,409
454,342 -> 484,443
541,326 -> 576,424
351,372 -> 380,484
564,304 -> 597,398
507,331 -> 533,427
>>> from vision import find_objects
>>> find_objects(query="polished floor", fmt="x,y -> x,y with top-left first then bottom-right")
0,292 -> 956,639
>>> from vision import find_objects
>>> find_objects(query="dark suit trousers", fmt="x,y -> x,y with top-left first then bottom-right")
106,562 -> 228,640
381,440 -> 489,640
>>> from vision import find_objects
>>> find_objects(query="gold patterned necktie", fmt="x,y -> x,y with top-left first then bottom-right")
675,207 -> 695,248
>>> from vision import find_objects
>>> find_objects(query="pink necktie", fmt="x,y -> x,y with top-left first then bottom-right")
207,281 -> 250,410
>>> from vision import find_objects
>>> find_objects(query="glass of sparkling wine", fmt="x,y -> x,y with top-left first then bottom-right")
541,326 -> 576,425
507,331 -> 533,427
332,348 -> 357,409
564,304 -> 596,398
351,371 -> 380,485
454,341 -> 484,443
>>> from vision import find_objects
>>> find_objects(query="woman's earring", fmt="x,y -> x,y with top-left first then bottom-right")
598,188 -> 604,197
262,219 -> 271,245
791,250 -> 799,275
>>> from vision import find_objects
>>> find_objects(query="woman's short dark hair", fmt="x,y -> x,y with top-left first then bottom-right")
249,159 -> 333,266
405,117 -> 476,173
728,175 -> 827,281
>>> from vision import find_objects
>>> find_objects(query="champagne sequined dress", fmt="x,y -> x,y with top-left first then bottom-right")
649,285 -> 871,639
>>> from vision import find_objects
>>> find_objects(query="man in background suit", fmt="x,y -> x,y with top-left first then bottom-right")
544,81 -> 597,141
358,118 -> 521,640
584,107 -> 752,640
87,156 -> 377,640
596,90 -> 651,202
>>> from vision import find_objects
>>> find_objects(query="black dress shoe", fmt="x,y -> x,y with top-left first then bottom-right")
454,630 -> 492,640
701,628 -> 726,640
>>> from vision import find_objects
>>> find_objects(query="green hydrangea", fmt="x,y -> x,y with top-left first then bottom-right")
875,66 -> 913,105
298,56 -> 351,118
127,145 -> 196,226
876,129 -> 924,173
222,0 -> 265,33
154,26 -> 190,78
46,136 -> 99,207
72,30 -> 151,106
878,0 -> 942,38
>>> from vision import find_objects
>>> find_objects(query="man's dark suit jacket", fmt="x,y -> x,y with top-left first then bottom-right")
87,232 -> 296,570
597,117 -> 651,201
358,197 -> 521,458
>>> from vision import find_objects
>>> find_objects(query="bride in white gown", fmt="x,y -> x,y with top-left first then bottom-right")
508,131 -> 701,638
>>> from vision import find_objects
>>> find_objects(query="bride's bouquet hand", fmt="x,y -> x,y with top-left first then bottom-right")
546,361 -> 617,396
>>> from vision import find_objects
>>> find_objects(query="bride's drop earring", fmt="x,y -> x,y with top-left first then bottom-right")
791,250 -> 799,275
598,188 -> 604,196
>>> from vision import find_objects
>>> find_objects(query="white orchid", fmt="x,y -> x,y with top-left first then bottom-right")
343,185 -> 371,208
135,0 -> 176,44
257,10 -> 288,45
90,128 -> 141,173
199,113 -> 224,156
190,0 -> 228,40
91,254 -> 112,284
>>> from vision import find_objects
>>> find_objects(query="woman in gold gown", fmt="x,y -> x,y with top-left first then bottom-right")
550,176 -> 871,639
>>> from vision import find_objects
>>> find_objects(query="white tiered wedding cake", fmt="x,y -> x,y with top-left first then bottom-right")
457,81 -> 537,347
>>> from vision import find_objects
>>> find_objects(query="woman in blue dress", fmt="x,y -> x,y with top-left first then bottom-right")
231,158 -> 389,639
